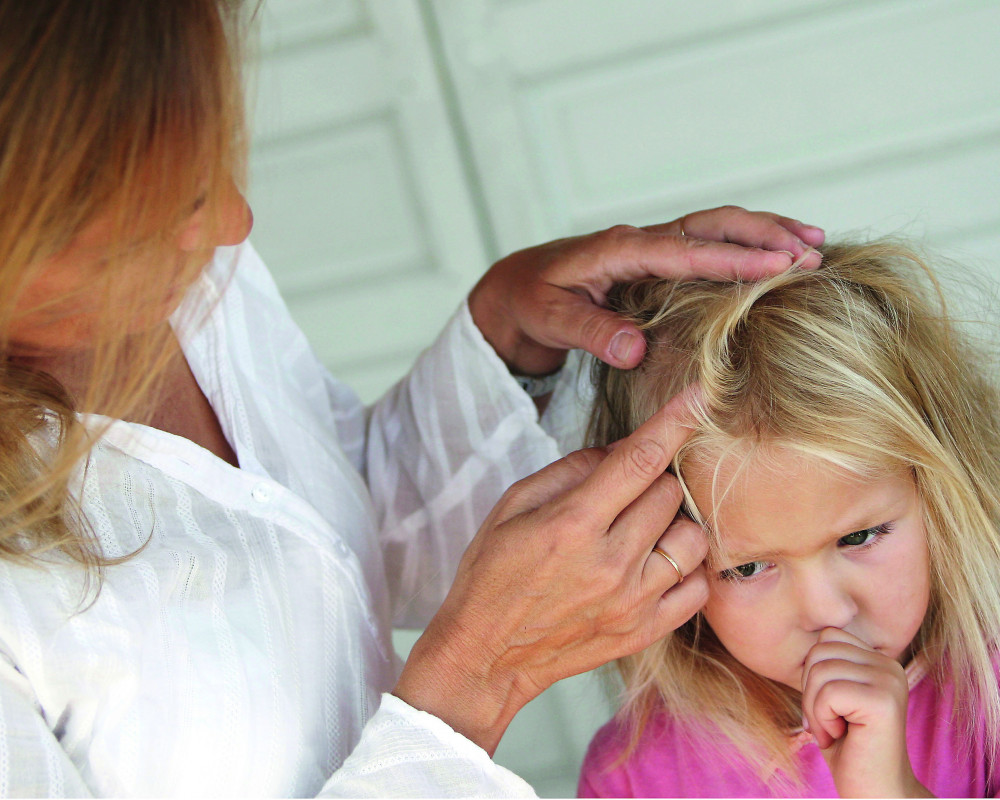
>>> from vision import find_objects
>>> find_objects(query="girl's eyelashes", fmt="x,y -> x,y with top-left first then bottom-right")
718,560 -> 774,582
717,522 -> 896,582
837,521 -> 895,549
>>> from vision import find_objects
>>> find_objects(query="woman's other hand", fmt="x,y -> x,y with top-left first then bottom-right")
392,387 -> 709,754
469,206 -> 825,377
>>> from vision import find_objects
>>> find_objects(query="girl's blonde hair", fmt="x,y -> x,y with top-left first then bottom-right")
0,0 -> 250,574
588,241 -> 1000,784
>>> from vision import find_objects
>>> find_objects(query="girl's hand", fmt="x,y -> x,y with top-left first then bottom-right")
801,628 -> 932,798
468,206 -> 824,377
393,388 -> 709,755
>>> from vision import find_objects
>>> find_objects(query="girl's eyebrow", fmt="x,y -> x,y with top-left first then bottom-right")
831,488 -> 911,535
717,494 -> 911,566
716,546 -> 780,566
720,528 -> 862,566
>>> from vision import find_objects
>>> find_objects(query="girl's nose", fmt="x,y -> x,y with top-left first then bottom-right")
794,572 -> 858,632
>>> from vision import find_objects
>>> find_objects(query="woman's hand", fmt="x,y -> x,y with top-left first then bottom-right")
393,388 -> 709,754
468,206 -> 825,377
801,628 -> 932,798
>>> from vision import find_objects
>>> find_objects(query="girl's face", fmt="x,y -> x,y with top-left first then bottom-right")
686,447 -> 930,692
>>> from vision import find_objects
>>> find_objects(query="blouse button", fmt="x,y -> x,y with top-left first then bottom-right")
250,484 -> 271,503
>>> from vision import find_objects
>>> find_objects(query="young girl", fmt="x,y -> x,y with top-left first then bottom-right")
579,241 -> 1000,797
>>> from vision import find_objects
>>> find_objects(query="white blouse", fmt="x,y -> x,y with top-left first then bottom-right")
0,243 -> 588,797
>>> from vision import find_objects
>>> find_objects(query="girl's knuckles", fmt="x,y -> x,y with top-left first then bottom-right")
865,689 -> 902,718
802,659 -> 838,689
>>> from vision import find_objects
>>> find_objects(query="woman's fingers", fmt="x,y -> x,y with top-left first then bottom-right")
640,516 -> 710,640
641,516 -> 707,593
533,231 -> 809,360
528,235 -> 799,367
487,446 -> 608,526
393,388 -> 710,754
642,206 -> 825,266
755,211 -> 827,247
537,287 -> 649,368
566,386 -> 699,534
558,225 -> 802,284
632,562 -> 709,649
469,206 -> 826,375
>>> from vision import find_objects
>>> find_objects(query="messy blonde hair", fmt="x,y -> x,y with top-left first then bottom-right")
0,0 -> 250,573
588,241 -> 1000,784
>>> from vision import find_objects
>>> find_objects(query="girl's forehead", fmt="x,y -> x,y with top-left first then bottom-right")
681,445 -> 915,559
682,439 -> 900,498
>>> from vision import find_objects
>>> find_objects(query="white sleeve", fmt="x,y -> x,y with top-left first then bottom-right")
361,300 -> 590,628
0,653 -> 92,798
319,694 -> 536,798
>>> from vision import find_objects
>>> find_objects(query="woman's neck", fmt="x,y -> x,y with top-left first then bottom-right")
8,331 -> 239,467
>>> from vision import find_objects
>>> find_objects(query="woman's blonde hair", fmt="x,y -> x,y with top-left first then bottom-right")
0,0 -> 250,574
588,241 -> 1000,784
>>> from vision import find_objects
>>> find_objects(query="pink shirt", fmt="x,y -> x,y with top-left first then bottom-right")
579,659 -> 999,797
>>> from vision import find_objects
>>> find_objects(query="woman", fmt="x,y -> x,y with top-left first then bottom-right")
0,0 -> 824,795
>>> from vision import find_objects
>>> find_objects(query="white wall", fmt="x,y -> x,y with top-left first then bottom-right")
248,1 -> 1000,795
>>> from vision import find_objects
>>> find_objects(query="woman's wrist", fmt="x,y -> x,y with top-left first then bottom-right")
468,273 -> 567,377
392,620 -> 528,756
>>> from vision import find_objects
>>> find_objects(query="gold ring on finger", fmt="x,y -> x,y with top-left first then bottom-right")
652,546 -> 684,584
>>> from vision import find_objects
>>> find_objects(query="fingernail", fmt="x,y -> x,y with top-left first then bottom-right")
610,331 -> 637,365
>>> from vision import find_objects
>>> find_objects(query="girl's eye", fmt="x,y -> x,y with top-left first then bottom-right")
838,522 -> 894,548
719,560 -> 772,581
